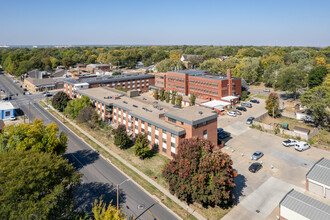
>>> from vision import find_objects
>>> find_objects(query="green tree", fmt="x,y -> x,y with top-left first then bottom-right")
0,150 -> 81,219
155,58 -> 184,72
176,95 -> 182,107
233,57 -> 262,85
160,88 -> 165,101
134,133 -> 151,159
0,119 -> 67,155
62,57 -> 73,69
113,125 -> 131,149
165,91 -> 170,103
189,94 -> 196,106
92,198 -> 126,220
52,91 -> 70,112
300,86 -> 330,127
199,59 -> 222,74
265,93 -> 280,116
236,47 -> 262,58
291,50 -> 310,63
112,71 -> 121,76
171,92 -> 176,105
276,66 -> 307,98
308,66 -> 328,88
240,91 -> 248,101
163,137 -> 236,207
64,96 -> 91,119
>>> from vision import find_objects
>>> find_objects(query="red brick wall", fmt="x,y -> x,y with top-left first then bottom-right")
306,178 -> 309,190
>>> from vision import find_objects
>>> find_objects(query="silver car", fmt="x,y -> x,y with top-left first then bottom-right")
251,151 -> 264,160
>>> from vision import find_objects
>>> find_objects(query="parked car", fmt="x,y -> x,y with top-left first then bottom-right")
217,128 -> 224,134
295,141 -> 310,152
232,110 -> 242,115
246,117 -> 255,124
25,92 -> 31,95
282,139 -> 298,147
236,106 -> 247,111
227,111 -> 237,117
241,102 -> 252,108
218,131 -> 231,139
10,116 -> 16,121
250,99 -> 260,104
44,93 -> 52,97
251,151 -> 264,160
264,89 -> 270,92
23,88 -> 28,92
249,163 -> 263,173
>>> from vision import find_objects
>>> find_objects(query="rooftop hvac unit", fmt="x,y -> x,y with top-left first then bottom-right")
198,111 -> 203,115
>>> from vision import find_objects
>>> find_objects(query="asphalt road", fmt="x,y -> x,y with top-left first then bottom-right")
0,72 -> 178,220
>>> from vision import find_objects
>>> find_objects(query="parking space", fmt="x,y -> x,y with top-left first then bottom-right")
217,98 -> 330,219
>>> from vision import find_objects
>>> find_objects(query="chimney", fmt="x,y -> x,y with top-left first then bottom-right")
227,69 -> 233,96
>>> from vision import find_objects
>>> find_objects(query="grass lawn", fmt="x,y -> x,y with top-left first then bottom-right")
44,102 -> 233,220
261,115 -> 315,132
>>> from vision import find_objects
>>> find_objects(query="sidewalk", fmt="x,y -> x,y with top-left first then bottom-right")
46,103 -> 206,220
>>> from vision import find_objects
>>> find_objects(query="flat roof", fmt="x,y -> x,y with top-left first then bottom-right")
164,105 -> 218,126
167,70 -> 240,81
201,100 -> 231,108
76,87 -> 186,135
221,96 -> 239,101
280,189 -> 330,220
0,101 -> 14,110
307,158 -> 330,186
63,73 -> 154,85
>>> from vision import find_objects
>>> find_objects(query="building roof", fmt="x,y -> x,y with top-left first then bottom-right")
0,101 -> 14,110
76,87 -> 186,135
25,77 -> 55,86
63,73 -> 154,85
201,100 -> 231,108
293,126 -> 310,134
181,54 -> 203,60
221,96 -> 239,101
164,105 -> 218,126
51,69 -> 66,78
280,189 -> 330,220
168,69 -> 209,76
306,158 -> 330,186
167,70 -> 240,81
87,64 -> 110,68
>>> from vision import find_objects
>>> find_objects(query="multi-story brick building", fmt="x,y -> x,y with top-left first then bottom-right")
156,69 -> 241,101
63,73 -> 155,98
74,87 -> 218,158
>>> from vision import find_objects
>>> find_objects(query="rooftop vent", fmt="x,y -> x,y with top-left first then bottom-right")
123,101 -> 128,104
133,105 -> 138,108
198,111 -> 203,115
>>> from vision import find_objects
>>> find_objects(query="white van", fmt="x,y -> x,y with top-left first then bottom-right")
295,141 -> 310,152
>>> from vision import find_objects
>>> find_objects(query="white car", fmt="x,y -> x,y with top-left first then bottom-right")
282,139 -> 298,147
295,141 -> 310,152
10,116 -> 16,121
26,92 -> 31,95
227,111 -> 237,117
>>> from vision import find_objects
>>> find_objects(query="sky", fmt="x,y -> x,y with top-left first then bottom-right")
0,0 -> 329,46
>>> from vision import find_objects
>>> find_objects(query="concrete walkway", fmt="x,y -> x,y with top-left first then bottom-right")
46,103 -> 206,220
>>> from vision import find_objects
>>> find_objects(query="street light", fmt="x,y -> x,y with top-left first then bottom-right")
117,179 -> 130,210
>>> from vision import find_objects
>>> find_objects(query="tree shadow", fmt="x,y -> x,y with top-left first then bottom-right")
64,149 -> 100,171
232,174 -> 247,205
74,182 -> 126,214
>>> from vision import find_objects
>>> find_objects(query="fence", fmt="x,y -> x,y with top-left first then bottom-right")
252,118 -> 317,141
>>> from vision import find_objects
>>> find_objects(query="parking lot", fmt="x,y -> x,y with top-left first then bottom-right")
218,99 -> 330,219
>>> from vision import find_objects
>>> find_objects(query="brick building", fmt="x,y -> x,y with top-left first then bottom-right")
63,73 -> 155,98
155,69 -> 241,101
74,87 -> 218,158
86,64 -> 111,72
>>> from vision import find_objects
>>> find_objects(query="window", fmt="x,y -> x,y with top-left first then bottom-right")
171,133 -> 175,138
148,131 -> 151,136
171,142 -> 175,148
155,135 -> 159,140
203,130 -> 207,139
5,111 -> 10,116
141,128 -> 144,132
181,122 -> 184,125
155,127 -> 159,131
168,118 -> 176,123
163,144 -> 167,153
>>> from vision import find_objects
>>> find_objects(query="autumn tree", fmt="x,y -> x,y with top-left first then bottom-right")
92,198 -> 126,220
163,137 -> 236,207
153,89 -> 159,100
0,150 -> 81,219
52,91 -> 70,112
265,93 -> 280,116
0,119 -> 67,155
113,125 -> 131,149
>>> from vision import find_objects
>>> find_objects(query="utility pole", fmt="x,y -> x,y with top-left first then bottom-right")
29,101 -> 31,123
273,107 -> 275,133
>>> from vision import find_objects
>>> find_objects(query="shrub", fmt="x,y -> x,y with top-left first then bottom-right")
113,125 -> 131,149
134,133 -> 152,159
52,91 -> 70,112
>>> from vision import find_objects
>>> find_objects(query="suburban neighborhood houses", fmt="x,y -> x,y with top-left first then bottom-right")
1,1 -> 330,219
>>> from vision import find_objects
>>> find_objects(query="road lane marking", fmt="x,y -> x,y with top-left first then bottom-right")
147,209 -> 159,220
